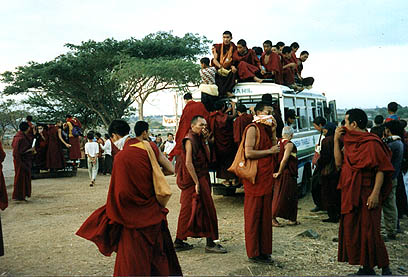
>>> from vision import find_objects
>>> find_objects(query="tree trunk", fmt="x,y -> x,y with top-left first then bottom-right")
138,101 -> 144,121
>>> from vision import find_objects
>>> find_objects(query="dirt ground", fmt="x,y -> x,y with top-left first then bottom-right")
1,151 -> 408,276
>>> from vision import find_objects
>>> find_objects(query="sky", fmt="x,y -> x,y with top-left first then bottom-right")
1,0 -> 408,115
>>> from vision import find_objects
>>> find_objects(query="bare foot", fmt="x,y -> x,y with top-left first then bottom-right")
287,221 -> 300,226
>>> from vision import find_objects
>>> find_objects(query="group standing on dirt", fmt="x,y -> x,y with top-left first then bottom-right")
1,31 -> 408,276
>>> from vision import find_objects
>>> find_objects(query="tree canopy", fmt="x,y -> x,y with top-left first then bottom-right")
1,31 -> 211,127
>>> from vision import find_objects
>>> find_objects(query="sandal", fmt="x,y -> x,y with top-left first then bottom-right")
272,219 -> 283,227
287,221 -> 300,226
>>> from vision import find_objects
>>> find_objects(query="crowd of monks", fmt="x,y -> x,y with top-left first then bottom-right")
0,32 -> 406,275
209,30 -> 314,101
72,91 -> 405,275
6,115 -> 82,202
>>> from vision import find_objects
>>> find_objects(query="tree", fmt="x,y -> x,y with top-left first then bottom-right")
111,58 -> 201,120
1,31 -> 210,126
0,99 -> 28,138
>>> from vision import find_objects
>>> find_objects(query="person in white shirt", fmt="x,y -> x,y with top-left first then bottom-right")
163,133 -> 176,156
85,132 -> 99,186
100,133 -> 113,175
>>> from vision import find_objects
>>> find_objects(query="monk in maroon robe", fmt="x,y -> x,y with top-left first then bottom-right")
0,141 -> 8,210
233,39 -> 263,83
242,102 -> 279,264
295,51 -> 315,87
272,127 -> 299,226
208,100 -> 237,183
34,125 -> 48,169
261,40 -> 282,84
66,115 -> 81,160
233,104 -> 253,145
169,93 -> 209,165
77,120 -> 182,276
12,122 -> 35,201
212,30 -> 237,98
0,140 -> 8,256
174,115 -> 226,253
318,123 -> 341,222
47,122 -> 70,170
281,46 -> 297,87
334,109 -> 394,276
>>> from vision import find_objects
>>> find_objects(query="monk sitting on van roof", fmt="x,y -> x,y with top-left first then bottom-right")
233,39 -> 263,83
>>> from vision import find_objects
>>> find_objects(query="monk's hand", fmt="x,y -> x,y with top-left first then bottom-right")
273,172 -> 280,178
334,126 -> 345,141
231,66 -> 237,73
66,144 -> 72,148
367,192 -> 379,209
269,144 -> 280,154
202,128 -> 210,140
261,69 -> 266,75
195,182 -> 200,194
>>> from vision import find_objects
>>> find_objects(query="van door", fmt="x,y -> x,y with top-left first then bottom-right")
329,100 -> 338,123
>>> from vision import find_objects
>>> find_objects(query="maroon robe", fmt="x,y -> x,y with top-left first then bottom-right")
34,131 -> 48,169
208,111 -> 236,179
318,135 -> 341,219
272,139 -> 298,222
242,123 -> 275,258
170,100 -> 209,160
0,141 -> 8,210
0,141 -> 6,257
290,52 -> 298,73
233,49 -> 261,81
176,130 -> 219,241
212,43 -> 237,97
12,131 -> 33,200
46,126 -> 65,169
281,55 -> 295,86
76,138 -> 182,276
233,113 -> 253,145
337,130 -> 394,268
261,51 -> 282,84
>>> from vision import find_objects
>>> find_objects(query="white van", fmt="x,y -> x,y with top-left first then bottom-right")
193,82 -> 337,196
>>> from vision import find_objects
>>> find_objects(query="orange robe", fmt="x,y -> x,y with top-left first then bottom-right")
212,43 -> 237,98
337,130 -> 394,268
272,139 -> 298,222
242,123 -> 275,258
176,130 -> 218,241
12,131 -> 33,200
76,138 -> 182,276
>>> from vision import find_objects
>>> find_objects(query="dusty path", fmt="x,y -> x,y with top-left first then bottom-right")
0,164 -> 407,276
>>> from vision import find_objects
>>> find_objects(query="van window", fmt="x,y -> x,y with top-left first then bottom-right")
295,98 -> 308,130
284,97 -> 295,108
317,101 -> 324,117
